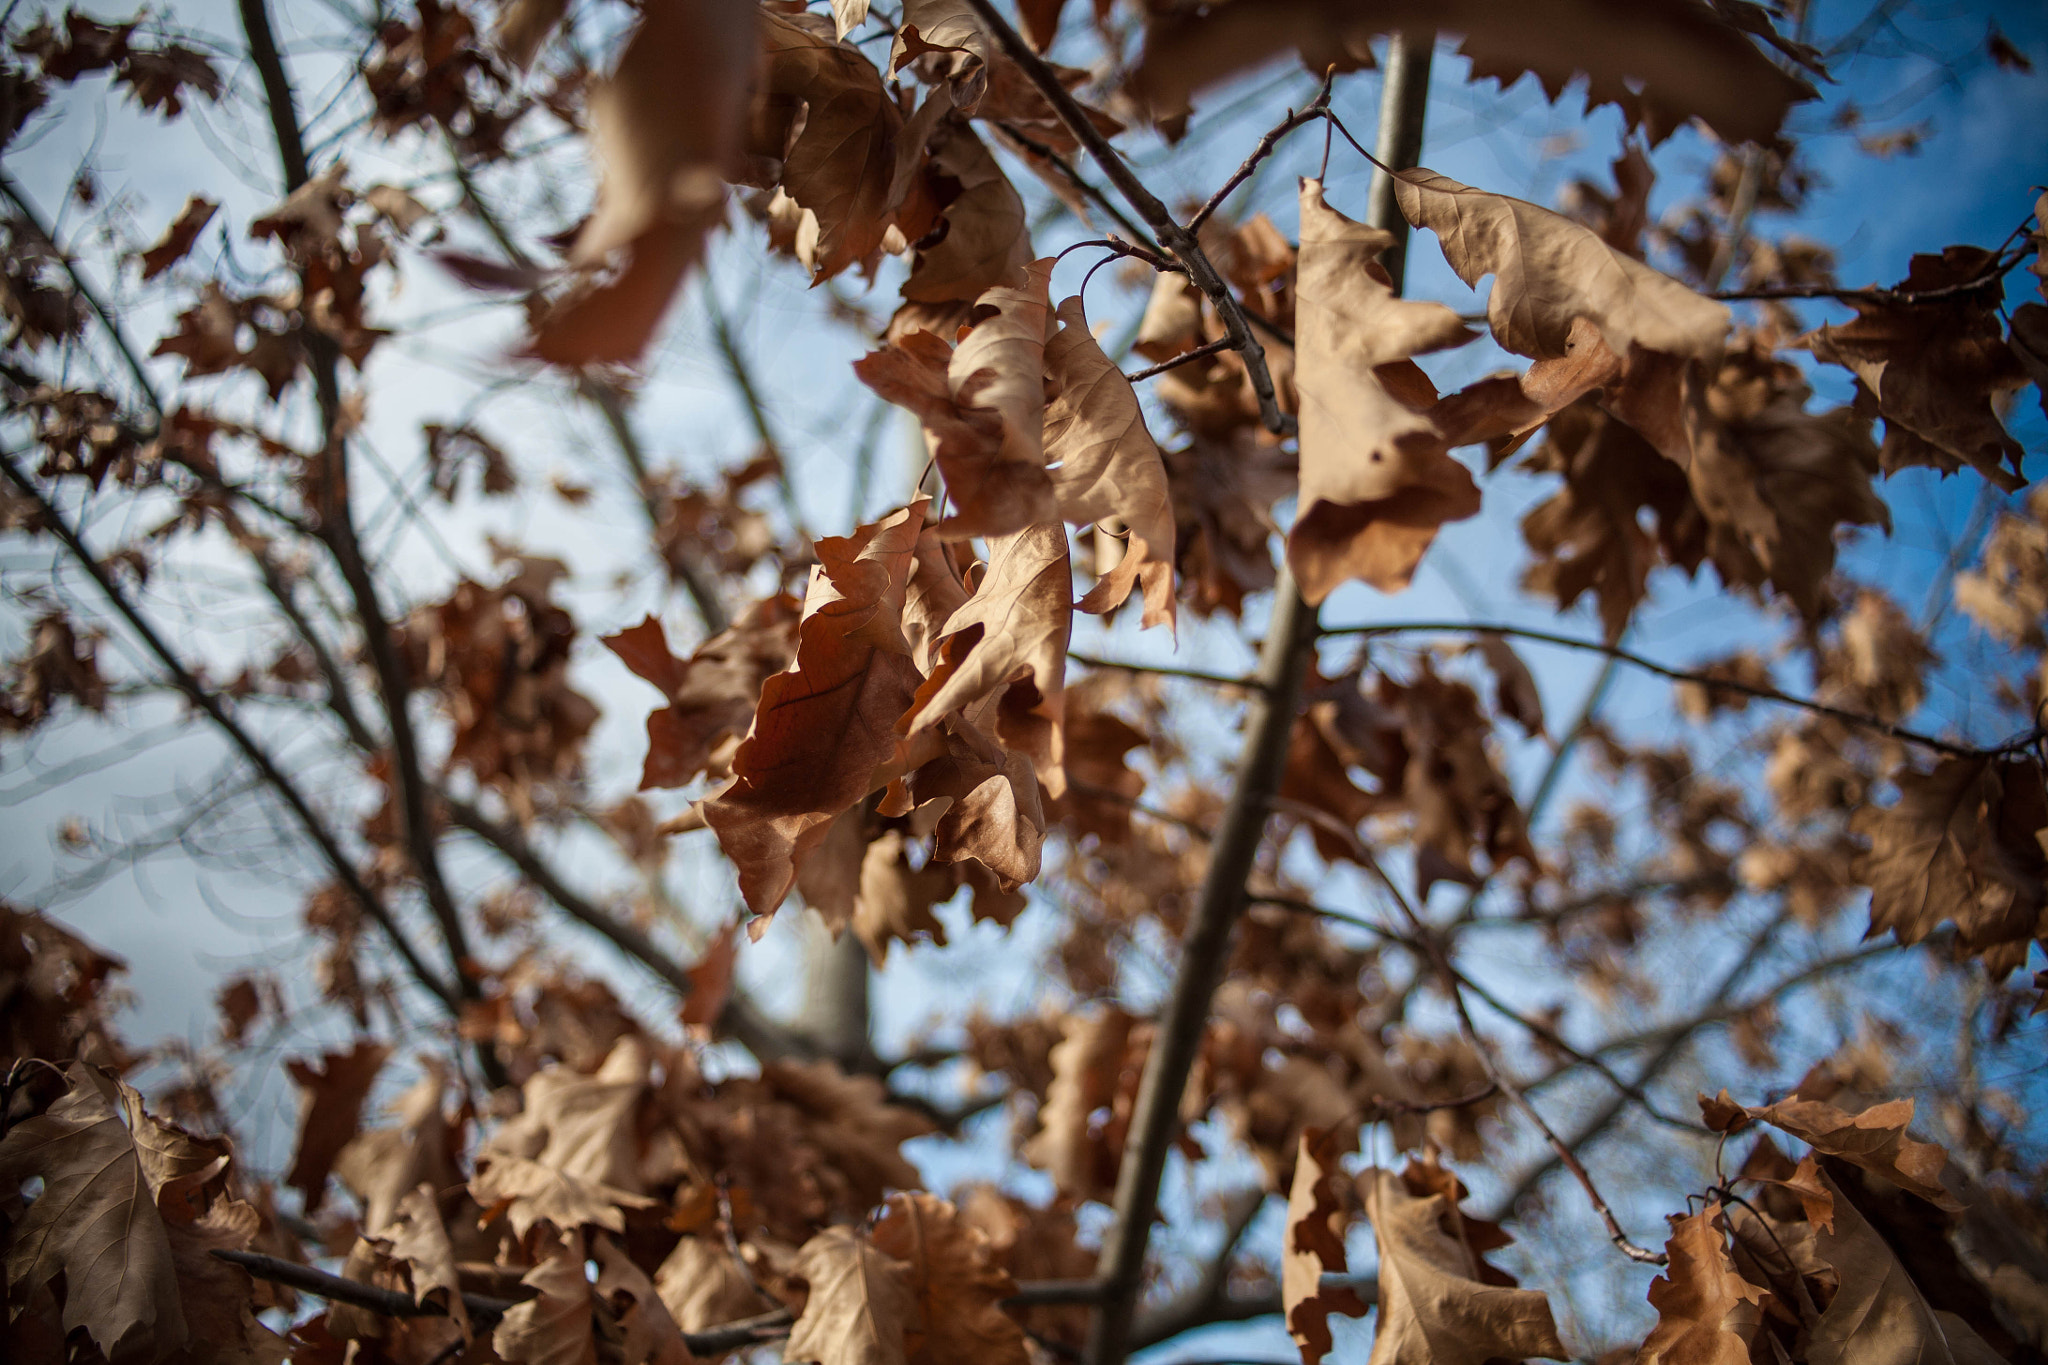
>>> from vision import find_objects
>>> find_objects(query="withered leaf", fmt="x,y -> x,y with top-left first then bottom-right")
0,1063 -> 187,1360
1289,180 -> 1481,603
1852,754 -> 2047,977
870,1191 -> 1031,1365
283,1040 -> 390,1214
1807,246 -> 2029,491
594,1234 -> 696,1365
786,1225 -> 917,1365
139,195 -> 216,280
901,522 -> 1072,791
901,120 -> 1031,304
1806,1170 -> 2006,1365
1133,0 -> 1811,148
377,1184 -> 469,1339
1396,167 -> 1729,366
1284,1129 -> 1368,1365
1358,1166 -> 1567,1364
1023,1006 -> 1136,1201
704,501 -> 927,920
1637,1205 -> 1766,1365
1042,295 -> 1178,627
604,596 -> 801,790
1737,1094 -> 1962,1211
495,1228 -> 599,1365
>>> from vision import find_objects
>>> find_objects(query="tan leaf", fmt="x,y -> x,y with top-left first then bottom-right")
283,1039 -> 390,1213
1806,1171 -> 2006,1365
0,1063 -> 187,1360
1023,1007 -> 1136,1200
333,1060 -> 460,1236
901,120 -> 1031,304
1807,246 -> 2029,491
1739,1094 -> 1962,1211
604,597 -> 801,790
892,0 -> 993,112
704,501 -> 928,920
1394,166 -> 1728,364
162,1196 -> 290,1365
377,1184 -> 469,1339
786,1225 -> 917,1365
483,1037 -> 651,1196
595,1233 -> 697,1365
855,828 -> 960,962
761,13 -> 907,280
1042,295 -> 1178,627
1284,1129 -> 1368,1365
1288,180 -> 1481,603
362,183 -> 432,235
1134,272 -> 1203,363
656,1233 -> 772,1332
830,0 -> 872,40
139,194 -> 216,280
1134,0 -> 1811,151
1358,1166 -> 1568,1365
870,1191 -> 1031,1365
1852,754 -> 2048,976
1470,633 -> 1544,737
470,1153 -> 658,1239
681,921 -> 740,1029
902,522 -> 1072,791
1637,1205 -> 1766,1365
496,1229 -> 599,1365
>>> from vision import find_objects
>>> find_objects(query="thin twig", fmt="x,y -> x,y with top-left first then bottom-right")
1123,337 -> 1234,383
1323,620 -> 2025,757
956,0 -> 1293,439
1067,649 -> 1259,690
1186,74 -> 1334,234
990,121 -> 1160,251
0,452 -> 460,1009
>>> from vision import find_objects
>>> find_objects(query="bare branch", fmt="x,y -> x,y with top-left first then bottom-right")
0,451 -> 460,1010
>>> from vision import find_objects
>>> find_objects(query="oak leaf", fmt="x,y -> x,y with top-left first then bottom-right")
901,119 -> 1031,304
901,522 -> 1072,791
470,1153 -> 658,1240
1396,167 -> 1729,367
1357,1166 -> 1567,1365
1024,1006 -> 1137,1201
1284,1129 -> 1368,1365
1733,1093 -> 1961,1211
1806,1170 -> 2006,1365
595,1233 -> 698,1365
1806,246 -> 2029,491
496,1229 -> 600,1365
1132,0 -> 1812,147
1637,1205 -> 1766,1365
704,501 -> 927,919
656,1233 -> 773,1333
1043,295 -> 1178,627
605,596 -> 801,790
870,1191 -> 1031,1365
332,1059 -> 462,1236
283,1039 -> 390,1213
1852,754 -> 2048,977
483,1037 -> 651,1197
786,1225 -> 918,1365
0,1063 -> 187,1361
375,1184 -> 469,1339
139,195 -> 216,280
1289,180 -> 1481,603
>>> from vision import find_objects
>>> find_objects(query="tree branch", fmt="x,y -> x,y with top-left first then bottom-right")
238,0 -> 484,1023
1322,619 -> 2023,757
1186,75 -> 1333,235
1123,337 -> 1235,384
0,451 -> 460,1010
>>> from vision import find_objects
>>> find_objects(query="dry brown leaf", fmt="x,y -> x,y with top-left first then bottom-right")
682,921 -> 740,1028
283,1039 -> 389,1213
0,1063 -> 187,1360
1396,166 -> 1729,366
139,194 -> 216,280
1852,754 -> 2048,977
1807,246 -> 2029,491
656,1233 -> 772,1333
595,1233 -> 697,1365
1132,0 -> 1811,147
901,119 -> 1031,304
704,501 -> 928,920
870,1191 -> 1031,1365
333,1060 -> 460,1236
483,1037 -> 650,1196
471,1153 -> 658,1239
1042,295 -> 1178,627
605,596 -> 801,790
1738,1094 -> 1961,1211
1284,1128 -> 1368,1364
1358,1166 -> 1568,1364
902,522 -> 1072,791
761,13 -> 906,280
377,1183 -> 469,1339
496,1228 -> 599,1365
831,0 -> 872,40
892,0 -> 993,112
1471,633 -> 1544,737
1288,179 -> 1481,603
1637,1205 -> 1766,1365
1807,1170 -> 2006,1365
786,1225 -> 917,1365
1024,1006 -> 1136,1201
855,828 -> 960,962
